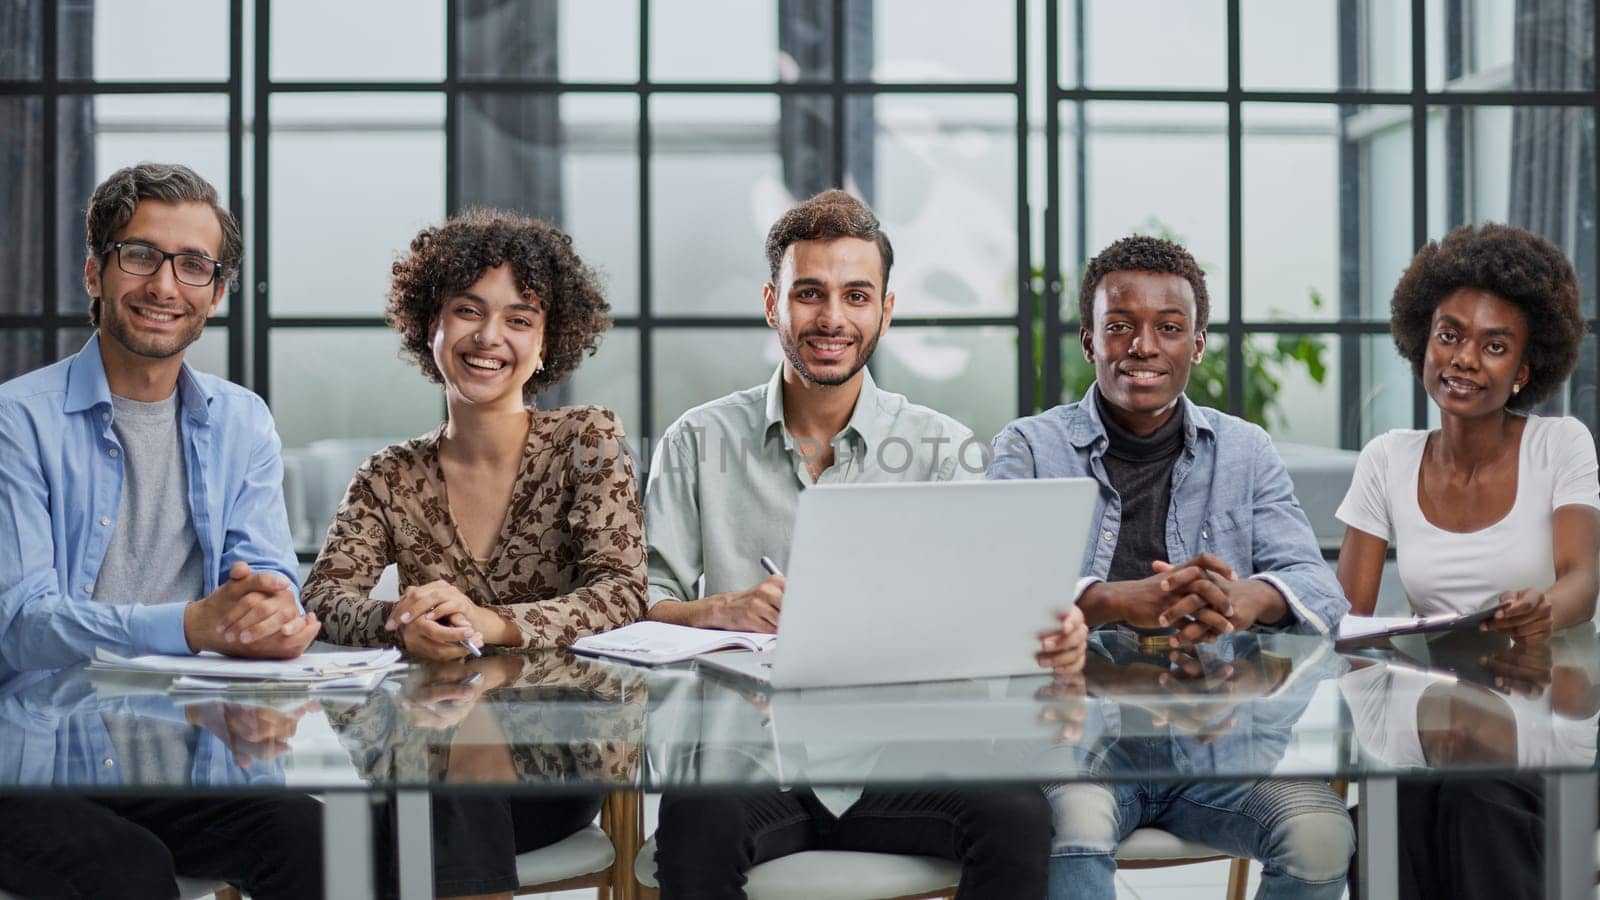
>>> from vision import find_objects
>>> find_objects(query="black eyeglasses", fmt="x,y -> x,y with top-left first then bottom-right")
99,240 -> 224,287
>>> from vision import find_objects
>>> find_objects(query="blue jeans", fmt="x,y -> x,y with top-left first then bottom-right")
1046,778 -> 1352,900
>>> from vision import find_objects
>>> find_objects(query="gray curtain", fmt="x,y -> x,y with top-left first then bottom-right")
1508,0 -> 1596,417
0,0 -> 93,380
778,0 -> 874,203
0,0 -> 44,324
455,0 -> 564,223
455,0 -> 568,406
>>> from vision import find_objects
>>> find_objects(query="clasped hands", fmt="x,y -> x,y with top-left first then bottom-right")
384,580 -> 510,661
183,561 -> 319,657
185,699 -> 319,767
1088,553 -> 1287,647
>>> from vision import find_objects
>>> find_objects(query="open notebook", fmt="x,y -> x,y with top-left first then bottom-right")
570,621 -> 775,666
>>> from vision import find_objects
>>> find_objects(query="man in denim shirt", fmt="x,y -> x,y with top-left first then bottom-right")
990,236 -> 1352,900
0,164 -> 322,899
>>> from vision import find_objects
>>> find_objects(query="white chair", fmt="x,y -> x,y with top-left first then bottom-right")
632,836 -> 960,900
632,826 -> 1248,900
1116,828 -> 1249,900
511,792 -> 637,898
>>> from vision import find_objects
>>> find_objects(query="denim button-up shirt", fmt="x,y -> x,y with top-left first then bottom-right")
987,385 -> 1347,634
0,335 -> 299,674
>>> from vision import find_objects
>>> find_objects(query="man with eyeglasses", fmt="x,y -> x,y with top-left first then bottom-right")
0,163 -> 324,899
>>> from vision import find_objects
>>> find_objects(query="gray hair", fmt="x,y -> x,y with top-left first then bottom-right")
84,163 -> 242,326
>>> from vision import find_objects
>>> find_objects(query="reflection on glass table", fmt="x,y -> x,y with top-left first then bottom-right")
324,651 -> 648,791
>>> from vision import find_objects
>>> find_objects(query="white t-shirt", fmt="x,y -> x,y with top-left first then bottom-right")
1336,415 -> 1600,616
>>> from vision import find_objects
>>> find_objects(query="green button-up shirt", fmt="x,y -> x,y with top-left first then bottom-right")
644,366 -> 980,607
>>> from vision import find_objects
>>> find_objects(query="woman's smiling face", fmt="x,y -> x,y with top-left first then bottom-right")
1421,287 -> 1530,419
430,264 -> 547,408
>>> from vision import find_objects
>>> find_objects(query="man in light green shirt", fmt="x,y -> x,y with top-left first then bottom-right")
645,189 -> 1073,899
643,190 -> 983,634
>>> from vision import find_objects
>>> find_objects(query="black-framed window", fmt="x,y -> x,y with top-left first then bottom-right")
2,0 -> 1597,538
0,0 -> 245,386
1046,0 -> 1599,452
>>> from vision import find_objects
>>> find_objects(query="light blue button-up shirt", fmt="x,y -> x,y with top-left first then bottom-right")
0,334 -> 299,674
988,385 -> 1348,634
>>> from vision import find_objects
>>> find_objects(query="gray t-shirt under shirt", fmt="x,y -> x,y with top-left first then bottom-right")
95,392 -> 206,608
97,391 -> 207,782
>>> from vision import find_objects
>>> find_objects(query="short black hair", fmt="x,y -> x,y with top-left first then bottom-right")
765,189 -> 894,292
1078,235 -> 1210,329
1391,223 -> 1586,411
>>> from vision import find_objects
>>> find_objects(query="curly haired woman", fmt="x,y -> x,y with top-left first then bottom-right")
303,209 -> 644,899
1337,223 -> 1600,900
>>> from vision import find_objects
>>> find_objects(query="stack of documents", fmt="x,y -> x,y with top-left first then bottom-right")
570,621 -> 776,666
90,647 -> 406,693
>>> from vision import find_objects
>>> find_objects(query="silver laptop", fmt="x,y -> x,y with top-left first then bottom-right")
695,478 -> 1097,689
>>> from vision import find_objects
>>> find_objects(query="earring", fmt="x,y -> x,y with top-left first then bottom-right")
1513,383 -> 1522,395
533,358 -> 545,373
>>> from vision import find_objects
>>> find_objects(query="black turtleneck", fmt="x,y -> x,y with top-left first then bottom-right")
1096,390 -> 1187,582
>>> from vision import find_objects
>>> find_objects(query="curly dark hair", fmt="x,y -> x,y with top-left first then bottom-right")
1078,235 -> 1211,329
1391,223 -> 1586,411
765,189 -> 894,291
386,208 -> 611,401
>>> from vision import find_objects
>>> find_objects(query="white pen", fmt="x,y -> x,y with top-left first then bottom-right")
760,556 -> 783,578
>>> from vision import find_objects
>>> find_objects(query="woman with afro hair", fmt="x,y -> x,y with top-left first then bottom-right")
302,208 -> 646,898
1335,223 -> 1600,900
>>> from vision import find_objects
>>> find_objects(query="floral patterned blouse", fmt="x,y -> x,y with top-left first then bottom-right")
303,406 -> 647,649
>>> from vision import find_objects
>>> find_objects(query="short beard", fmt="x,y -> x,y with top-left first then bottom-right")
778,326 -> 881,387
102,301 -> 204,360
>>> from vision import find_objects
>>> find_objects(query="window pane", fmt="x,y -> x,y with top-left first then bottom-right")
1359,333 -> 1417,439
847,0 -> 1015,83
1242,332 -> 1339,446
62,1 -> 229,81
1242,0 -> 1411,91
651,0 -> 824,83
269,328 -> 442,448
0,97 -> 44,315
456,0 -> 638,82
1083,0 -> 1225,89
269,94 -> 445,317
1426,105 -> 1596,317
0,0 -> 41,79
1428,0 -> 1591,91
650,95 -> 782,315
1362,115 -> 1416,318
271,0 -> 445,82
1243,104 -> 1339,321
58,95 -> 233,318
1565,336 -> 1598,436
847,95 -> 1018,317
456,93 -> 640,316
1076,102 -> 1229,322
0,331 -> 43,383
59,326 -> 228,381
650,328 -> 778,440
561,326 -> 641,449
870,326 -> 1017,444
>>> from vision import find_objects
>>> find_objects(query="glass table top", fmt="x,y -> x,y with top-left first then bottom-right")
2,625 -> 1594,795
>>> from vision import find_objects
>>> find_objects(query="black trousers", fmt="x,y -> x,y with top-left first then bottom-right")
1348,777 -> 1544,900
420,792 -> 605,898
0,794 -> 323,900
654,785 -> 1052,900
